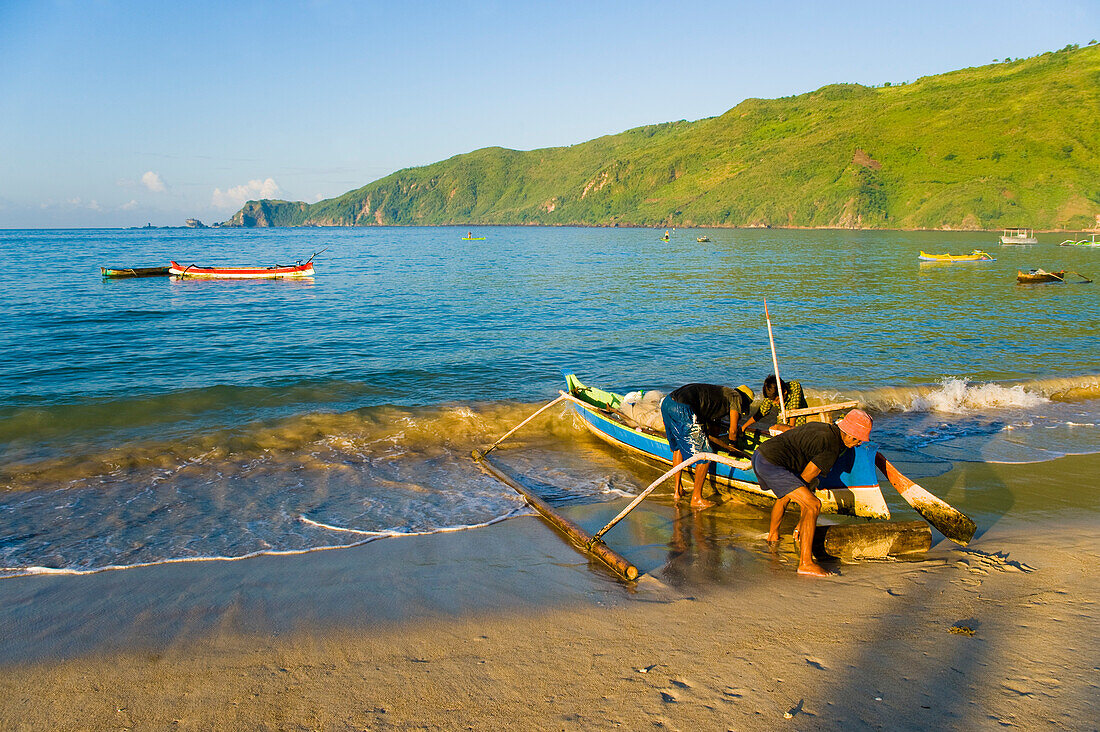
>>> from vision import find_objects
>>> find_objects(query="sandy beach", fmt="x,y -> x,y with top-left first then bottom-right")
2,454 -> 1097,730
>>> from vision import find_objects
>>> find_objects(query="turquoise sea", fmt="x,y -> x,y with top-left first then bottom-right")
1,226 -> 1098,578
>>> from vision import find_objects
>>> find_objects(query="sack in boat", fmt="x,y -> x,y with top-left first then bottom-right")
620,390 -> 667,431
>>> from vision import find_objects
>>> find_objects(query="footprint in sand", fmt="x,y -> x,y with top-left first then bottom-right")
660,691 -> 677,704
805,658 -> 827,670
670,678 -> 692,690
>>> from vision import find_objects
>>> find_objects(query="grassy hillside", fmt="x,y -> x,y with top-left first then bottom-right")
223,44 -> 1100,230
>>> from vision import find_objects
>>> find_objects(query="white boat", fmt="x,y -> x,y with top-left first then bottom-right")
1059,233 -> 1099,247
1000,228 -> 1037,245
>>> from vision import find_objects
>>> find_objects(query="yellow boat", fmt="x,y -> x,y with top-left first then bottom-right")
918,250 -> 995,262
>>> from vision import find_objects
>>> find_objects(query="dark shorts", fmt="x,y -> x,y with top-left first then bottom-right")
752,451 -> 806,499
660,397 -> 710,458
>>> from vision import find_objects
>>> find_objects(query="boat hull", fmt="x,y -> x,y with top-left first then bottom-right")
1017,270 -> 1065,284
101,266 -> 170,278
919,250 -> 994,262
564,374 -> 890,519
168,261 -> 315,279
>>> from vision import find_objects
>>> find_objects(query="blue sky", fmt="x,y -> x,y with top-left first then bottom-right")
1,0 -> 1096,228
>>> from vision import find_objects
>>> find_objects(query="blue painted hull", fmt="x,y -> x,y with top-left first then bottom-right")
563,373 -> 890,519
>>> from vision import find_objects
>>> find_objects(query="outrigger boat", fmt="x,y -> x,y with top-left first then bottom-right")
999,228 -> 1037,245
1059,233 -> 1099,247
918,250 -> 995,262
100,265 -> 170,278
562,373 -> 891,519
168,250 -> 323,279
1017,269 -> 1093,284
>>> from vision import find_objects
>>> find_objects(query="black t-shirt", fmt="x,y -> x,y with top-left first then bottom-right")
756,422 -> 847,476
668,383 -> 747,425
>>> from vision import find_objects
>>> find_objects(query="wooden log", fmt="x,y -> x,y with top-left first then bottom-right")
811,521 -> 932,560
471,450 -> 639,581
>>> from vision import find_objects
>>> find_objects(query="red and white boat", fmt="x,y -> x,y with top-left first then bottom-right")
169,259 -> 315,279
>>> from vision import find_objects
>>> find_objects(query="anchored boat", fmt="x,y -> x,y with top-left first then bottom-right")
918,250 -> 995,262
1059,233 -> 1099,247
562,373 -> 890,519
168,259 -> 315,279
100,266 -> 170,278
1000,228 -> 1037,245
1017,269 -> 1093,284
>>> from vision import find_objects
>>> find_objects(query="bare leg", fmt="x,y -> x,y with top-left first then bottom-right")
787,487 -> 829,577
767,495 -> 791,542
690,462 -> 715,509
671,449 -> 684,501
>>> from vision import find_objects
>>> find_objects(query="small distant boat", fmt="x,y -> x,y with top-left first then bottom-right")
1000,228 -> 1037,245
918,250 -> 995,262
1016,269 -> 1065,284
169,260 -> 315,279
461,236 -> 487,241
100,265 -> 170,279
697,236 -> 710,242
1016,269 -> 1092,284
1059,233 -> 1099,247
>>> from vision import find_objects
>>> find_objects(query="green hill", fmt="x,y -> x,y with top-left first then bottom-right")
223,44 -> 1100,231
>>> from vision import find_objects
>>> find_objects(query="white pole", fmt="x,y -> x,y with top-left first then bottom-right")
764,299 -> 788,424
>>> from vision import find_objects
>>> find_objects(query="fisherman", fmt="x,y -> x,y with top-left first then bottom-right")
752,409 -> 873,576
660,383 -> 755,509
744,374 -> 809,431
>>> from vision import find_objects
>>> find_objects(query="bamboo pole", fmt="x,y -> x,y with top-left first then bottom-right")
472,449 -> 639,580
480,394 -> 567,457
592,452 -> 750,542
764,299 -> 788,424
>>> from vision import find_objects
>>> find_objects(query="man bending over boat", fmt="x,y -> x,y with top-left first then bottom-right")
660,383 -> 754,509
752,409 -> 873,577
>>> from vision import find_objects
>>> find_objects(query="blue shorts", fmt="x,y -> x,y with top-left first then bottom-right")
660,397 -> 710,458
752,451 -> 806,499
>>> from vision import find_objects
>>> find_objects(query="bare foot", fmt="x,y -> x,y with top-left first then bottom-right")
766,532 -> 780,543
690,497 -> 716,510
796,562 -> 833,577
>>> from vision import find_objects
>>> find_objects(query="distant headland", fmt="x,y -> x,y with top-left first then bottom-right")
220,43 -> 1099,232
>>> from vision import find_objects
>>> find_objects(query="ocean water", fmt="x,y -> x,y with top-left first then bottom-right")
1,226 -> 1098,578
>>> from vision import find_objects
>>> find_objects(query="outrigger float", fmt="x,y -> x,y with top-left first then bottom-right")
472,372 -> 976,581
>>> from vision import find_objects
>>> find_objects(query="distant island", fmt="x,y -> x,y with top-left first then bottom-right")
222,43 -> 1099,232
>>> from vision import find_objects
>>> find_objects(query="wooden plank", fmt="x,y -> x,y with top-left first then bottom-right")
811,520 -> 932,559
783,401 -> 859,418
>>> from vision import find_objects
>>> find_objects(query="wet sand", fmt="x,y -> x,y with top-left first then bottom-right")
1,486 -> 1097,731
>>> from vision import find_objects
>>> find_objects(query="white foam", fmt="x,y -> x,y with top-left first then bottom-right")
908,377 -> 1048,414
0,508 -> 531,580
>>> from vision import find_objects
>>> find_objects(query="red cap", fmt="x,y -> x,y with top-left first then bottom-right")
837,409 -> 873,442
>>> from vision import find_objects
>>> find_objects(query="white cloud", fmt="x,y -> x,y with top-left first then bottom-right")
120,199 -> 139,210
211,177 -> 283,209
142,171 -> 166,192
67,197 -> 101,210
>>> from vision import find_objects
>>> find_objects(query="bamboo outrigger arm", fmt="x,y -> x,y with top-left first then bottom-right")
591,452 -> 749,542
